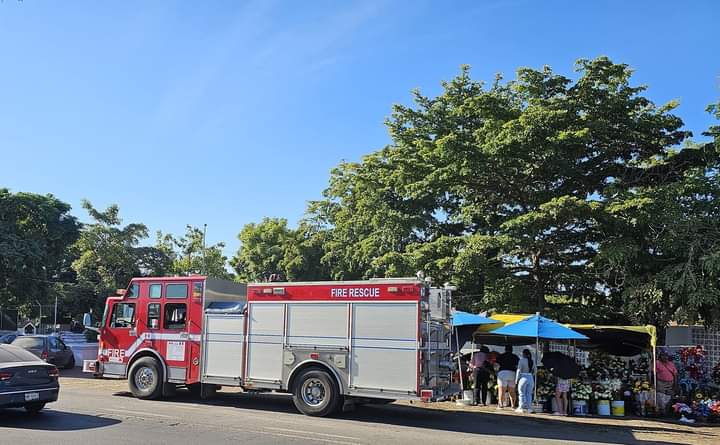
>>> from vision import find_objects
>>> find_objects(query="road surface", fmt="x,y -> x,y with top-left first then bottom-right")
0,372 -> 716,445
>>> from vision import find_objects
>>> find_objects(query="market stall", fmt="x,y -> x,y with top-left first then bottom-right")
489,313 -> 588,410
450,311 -> 499,403
477,315 -> 660,417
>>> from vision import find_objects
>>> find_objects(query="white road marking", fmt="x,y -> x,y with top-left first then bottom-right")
252,430 -> 361,445
101,408 -> 177,419
264,426 -> 361,441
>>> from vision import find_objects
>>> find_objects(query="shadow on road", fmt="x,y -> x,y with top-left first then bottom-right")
0,408 -> 121,431
58,367 -> 97,379
110,389 -> 714,445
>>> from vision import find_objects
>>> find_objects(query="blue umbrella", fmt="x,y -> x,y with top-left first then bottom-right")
490,314 -> 588,340
490,313 -> 587,406
451,311 -> 499,327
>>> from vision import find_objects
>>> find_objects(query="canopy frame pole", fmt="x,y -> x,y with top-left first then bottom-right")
534,336 -> 539,408
455,327 -> 464,393
652,345 -> 657,410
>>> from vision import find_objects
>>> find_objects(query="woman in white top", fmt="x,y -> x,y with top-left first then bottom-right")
515,349 -> 535,413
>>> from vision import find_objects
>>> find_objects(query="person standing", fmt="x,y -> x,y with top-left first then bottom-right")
554,377 -> 570,416
469,346 -> 491,406
655,349 -> 678,413
496,345 -> 519,409
516,348 -> 535,414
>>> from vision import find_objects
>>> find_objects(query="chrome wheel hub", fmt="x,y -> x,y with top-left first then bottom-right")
135,366 -> 155,391
301,378 -> 326,407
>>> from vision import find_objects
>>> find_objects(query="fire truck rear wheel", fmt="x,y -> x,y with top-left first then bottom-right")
292,368 -> 341,417
129,357 -> 163,400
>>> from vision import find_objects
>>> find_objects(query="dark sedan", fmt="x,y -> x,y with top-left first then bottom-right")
11,335 -> 76,369
0,344 -> 59,413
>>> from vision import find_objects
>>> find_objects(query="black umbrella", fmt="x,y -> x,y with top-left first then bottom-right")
542,351 -> 580,379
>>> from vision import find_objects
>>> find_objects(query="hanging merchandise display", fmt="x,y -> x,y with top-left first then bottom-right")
674,345 -> 711,396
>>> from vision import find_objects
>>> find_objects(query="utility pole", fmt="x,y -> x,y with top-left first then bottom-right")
54,295 -> 58,334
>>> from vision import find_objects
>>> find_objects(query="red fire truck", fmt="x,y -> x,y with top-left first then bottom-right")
84,276 -> 455,416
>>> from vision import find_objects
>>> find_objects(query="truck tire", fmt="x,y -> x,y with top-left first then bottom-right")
128,357 -> 163,400
292,368 -> 341,417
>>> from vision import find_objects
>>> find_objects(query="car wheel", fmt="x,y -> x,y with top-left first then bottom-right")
128,357 -> 163,400
25,403 -> 46,414
65,355 -> 76,370
292,368 -> 341,417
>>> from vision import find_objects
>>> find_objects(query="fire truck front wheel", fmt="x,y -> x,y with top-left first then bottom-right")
128,357 -> 163,400
291,368 -> 342,417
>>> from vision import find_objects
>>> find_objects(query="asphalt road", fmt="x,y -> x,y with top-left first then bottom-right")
0,373 -> 717,445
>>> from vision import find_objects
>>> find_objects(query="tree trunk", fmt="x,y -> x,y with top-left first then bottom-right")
532,252 -> 544,313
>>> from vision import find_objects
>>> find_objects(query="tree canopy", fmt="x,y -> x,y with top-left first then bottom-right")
290,57 -> 718,327
0,189 -> 80,310
157,225 -> 233,280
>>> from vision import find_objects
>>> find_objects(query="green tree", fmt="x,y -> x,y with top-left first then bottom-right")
0,189 -> 80,310
72,200 -> 170,312
309,57 -> 714,321
232,218 -> 330,282
157,225 -> 232,279
598,103 -> 720,328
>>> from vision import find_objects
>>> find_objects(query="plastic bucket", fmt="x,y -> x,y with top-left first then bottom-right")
462,390 -> 475,405
572,400 -> 588,416
611,401 -> 625,416
597,400 -> 611,416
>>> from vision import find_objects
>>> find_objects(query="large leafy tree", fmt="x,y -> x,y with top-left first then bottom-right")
72,200 -> 171,313
308,57 -> 715,322
232,218 -> 330,282
0,189 -> 80,310
598,104 -> 720,328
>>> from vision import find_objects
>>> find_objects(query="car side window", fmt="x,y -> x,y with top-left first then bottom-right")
127,283 -> 139,299
110,303 -> 136,328
147,303 -> 161,329
149,284 -> 162,299
166,284 -> 188,299
163,303 -> 187,330
49,337 -> 61,352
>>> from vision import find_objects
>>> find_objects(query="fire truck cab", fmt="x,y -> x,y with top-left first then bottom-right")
86,276 -> 456,416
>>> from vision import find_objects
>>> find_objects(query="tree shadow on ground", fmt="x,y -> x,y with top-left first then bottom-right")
0,407 -> 121,431
111,389 -> 715,445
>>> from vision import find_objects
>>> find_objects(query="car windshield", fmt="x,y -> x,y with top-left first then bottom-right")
0,345 -> 43,362
12,337 -> 45,349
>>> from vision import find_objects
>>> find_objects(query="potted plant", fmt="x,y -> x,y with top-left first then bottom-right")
571,382 -> 592,415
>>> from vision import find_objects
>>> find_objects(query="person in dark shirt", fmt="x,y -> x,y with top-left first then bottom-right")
495,345 -> 519,409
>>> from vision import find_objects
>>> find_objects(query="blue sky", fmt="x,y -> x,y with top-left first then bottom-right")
1,0 -> 718,259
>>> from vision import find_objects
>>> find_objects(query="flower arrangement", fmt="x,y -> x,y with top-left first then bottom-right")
535,368 -> 555,402
587,352 -> 629,380
592,382 -> 612,400
629,356 -> 650,376
572,382 -> 592,401
676,345 -> 711,395
672,402 -> 696,423
692,399 -> 720,418
633,379 -> 651,393
672,402 -> 692,415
